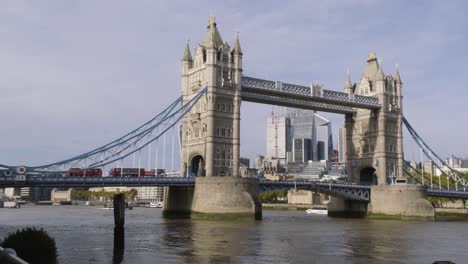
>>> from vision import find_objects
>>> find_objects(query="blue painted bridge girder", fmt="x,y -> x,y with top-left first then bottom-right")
0,176 -> 195,188
426,189 -> 468,200
2,176 -> 467,201
259,180 -> 371,201
0,176 -> 371,201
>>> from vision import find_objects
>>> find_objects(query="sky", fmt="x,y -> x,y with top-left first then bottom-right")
1,0 -> 467,168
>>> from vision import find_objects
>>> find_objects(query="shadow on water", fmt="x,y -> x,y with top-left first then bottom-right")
112,227 -> 125,264
162,220 -> 259,264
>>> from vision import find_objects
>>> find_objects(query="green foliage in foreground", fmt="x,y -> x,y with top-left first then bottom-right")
71,188 -> 138,200
1,227 -> 57,264
259,190 -> 288,203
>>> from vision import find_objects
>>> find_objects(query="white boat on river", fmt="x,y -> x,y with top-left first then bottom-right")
306,208 -> 327,215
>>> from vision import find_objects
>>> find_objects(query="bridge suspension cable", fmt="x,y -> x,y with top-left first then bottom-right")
1,87 -> 207,176
403,117 -> 468,189
404,161 -> 445,190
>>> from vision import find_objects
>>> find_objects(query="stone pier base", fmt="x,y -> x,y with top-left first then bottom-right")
191,177 -> 262,220
328,185 -> 435,220
162,186 -> 194,219
327,197 -> 368,218
368,185 -> 435,220
162,177 -> 261,220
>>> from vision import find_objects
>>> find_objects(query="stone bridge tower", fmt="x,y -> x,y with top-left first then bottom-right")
164,17 -> 260,220
180,16 -> 242,177
345,53 -> 403,185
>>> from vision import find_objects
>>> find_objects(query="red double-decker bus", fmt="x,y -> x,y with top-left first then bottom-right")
109,168 -> 145,177
66,168 -> 103,177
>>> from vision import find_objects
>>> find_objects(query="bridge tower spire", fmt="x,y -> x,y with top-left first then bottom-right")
344,69 -> 353,93
181,38 -> 193,77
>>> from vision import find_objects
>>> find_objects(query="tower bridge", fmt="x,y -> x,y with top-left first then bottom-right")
1,16 -> 467,220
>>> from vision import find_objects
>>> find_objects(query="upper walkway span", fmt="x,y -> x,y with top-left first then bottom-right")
241,76 -> 381,114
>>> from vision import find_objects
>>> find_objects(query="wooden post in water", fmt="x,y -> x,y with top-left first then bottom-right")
113,226 -> 125,263
113,193 -> 125,227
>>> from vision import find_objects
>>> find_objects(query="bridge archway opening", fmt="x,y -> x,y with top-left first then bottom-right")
360,167 -> 377,185
191,155 -> 205,177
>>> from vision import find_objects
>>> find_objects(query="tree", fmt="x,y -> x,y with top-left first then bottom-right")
1,227 -> 58,264
126,188 -> 138,199
259,190 -> 288,203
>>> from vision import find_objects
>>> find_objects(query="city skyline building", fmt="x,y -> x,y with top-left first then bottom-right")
266,115 -> 291,160
315,113 -> 333,161
446,155 -> 468,169
338,127 -> 347,163
136,186 -> 165,202
292,138 -> 312,163
286,109 -> 316,160
285,109 -> 334,162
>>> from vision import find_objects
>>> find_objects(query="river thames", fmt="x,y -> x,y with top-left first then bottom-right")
0,205 -> 466,263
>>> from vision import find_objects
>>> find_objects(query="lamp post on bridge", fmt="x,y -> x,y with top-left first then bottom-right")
430,170 -> 433,190
420,148 -> 425,186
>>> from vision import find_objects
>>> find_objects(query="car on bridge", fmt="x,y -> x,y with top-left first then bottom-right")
156,169 -> 166,176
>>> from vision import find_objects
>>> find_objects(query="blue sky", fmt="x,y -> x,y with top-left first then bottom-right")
1,1 -> 467,167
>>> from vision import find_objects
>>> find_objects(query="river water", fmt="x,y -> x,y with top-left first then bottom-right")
0,205 -> 466,264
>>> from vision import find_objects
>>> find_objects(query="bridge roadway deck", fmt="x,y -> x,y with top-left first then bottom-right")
0,176 -> 195,188
1,176 -> 467,200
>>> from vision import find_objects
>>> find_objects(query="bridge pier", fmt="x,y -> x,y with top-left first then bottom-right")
162,186 -> 194,219
327,198 -> 368,218
162,177 -> 261,220
328,185 -> 435,220
191,177 -> 262,220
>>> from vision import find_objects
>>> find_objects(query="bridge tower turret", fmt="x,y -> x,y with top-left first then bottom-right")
344,69 -> 353,94
345,53 -> 404,185
232,31 -> 243,177
180,16 -> 242,177
394,64 -> 404,182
